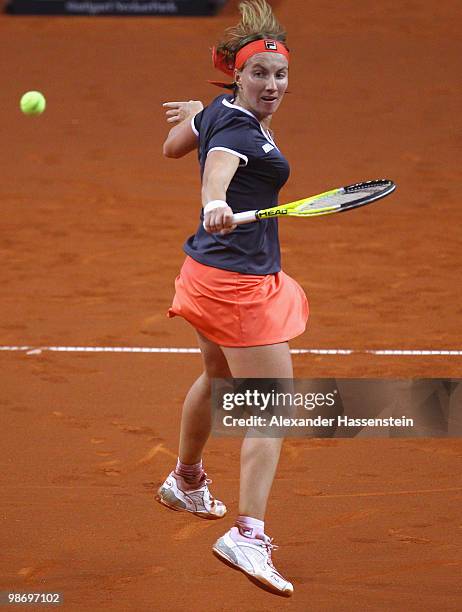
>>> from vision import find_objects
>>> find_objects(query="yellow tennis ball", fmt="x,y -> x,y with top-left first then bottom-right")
20,91 -> 46,116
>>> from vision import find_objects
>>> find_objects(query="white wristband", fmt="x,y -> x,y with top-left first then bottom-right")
204,200 -> 228,214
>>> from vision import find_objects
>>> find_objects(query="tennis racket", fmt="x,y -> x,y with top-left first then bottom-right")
232,179 -> 396,225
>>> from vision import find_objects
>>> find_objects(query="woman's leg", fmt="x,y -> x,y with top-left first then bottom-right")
213,342 -> 295,596
220,342 -> 293,520
178,331 -> 232,463
157,331 -> 231,518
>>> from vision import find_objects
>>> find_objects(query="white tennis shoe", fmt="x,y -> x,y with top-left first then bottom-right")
213,527 -> 293,596
156,471 -> 227,519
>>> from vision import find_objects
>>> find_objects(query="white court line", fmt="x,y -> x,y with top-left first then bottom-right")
0,346 -> 462,356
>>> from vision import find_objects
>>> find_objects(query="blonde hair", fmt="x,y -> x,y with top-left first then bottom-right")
215,0 -> 288,66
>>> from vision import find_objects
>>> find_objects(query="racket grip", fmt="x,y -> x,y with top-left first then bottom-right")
232,210 -> 258,225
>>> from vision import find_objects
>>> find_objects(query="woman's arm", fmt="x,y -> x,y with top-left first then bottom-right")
162,100 -> 203,158
202,150 -> 240,235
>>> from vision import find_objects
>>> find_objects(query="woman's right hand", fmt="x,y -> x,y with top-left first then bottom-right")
204,205 -> 237,235
163,100 -> 203,124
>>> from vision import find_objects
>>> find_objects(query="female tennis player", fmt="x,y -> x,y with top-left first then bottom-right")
156,0 -> 308,596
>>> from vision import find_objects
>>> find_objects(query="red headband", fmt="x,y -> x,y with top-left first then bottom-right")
211,39 -> 289,78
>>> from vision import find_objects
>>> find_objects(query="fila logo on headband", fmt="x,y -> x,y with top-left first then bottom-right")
265,40 -> 278,50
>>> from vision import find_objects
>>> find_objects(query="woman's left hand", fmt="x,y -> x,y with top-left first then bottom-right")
163,100 -> 204,124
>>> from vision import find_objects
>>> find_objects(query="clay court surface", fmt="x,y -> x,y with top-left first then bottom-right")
1,0 -> 462,609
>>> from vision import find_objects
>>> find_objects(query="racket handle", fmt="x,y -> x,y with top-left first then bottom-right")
232,210 -> 258,225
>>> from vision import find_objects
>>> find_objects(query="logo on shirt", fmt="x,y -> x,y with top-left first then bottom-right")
262,143 -> 274,153
265,40 -> 278,50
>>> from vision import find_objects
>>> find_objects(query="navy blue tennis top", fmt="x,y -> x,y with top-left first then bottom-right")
183,94 -> 290,275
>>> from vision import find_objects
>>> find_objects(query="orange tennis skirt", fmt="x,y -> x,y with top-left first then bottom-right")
167,256 -> 309,347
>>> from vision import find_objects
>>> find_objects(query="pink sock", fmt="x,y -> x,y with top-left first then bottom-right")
234,515 -> 265,539
175,458 -> 205,488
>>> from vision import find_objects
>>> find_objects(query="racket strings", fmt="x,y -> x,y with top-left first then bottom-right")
297,185 -> 389,212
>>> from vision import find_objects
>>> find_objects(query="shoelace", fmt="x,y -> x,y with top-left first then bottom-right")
204,477 -> 217,507
176,472 -> 219,509
259,537 -> 279,570
195,474 -> 217,507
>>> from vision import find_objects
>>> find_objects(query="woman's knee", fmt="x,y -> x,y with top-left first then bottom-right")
196,332 -> 232,379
